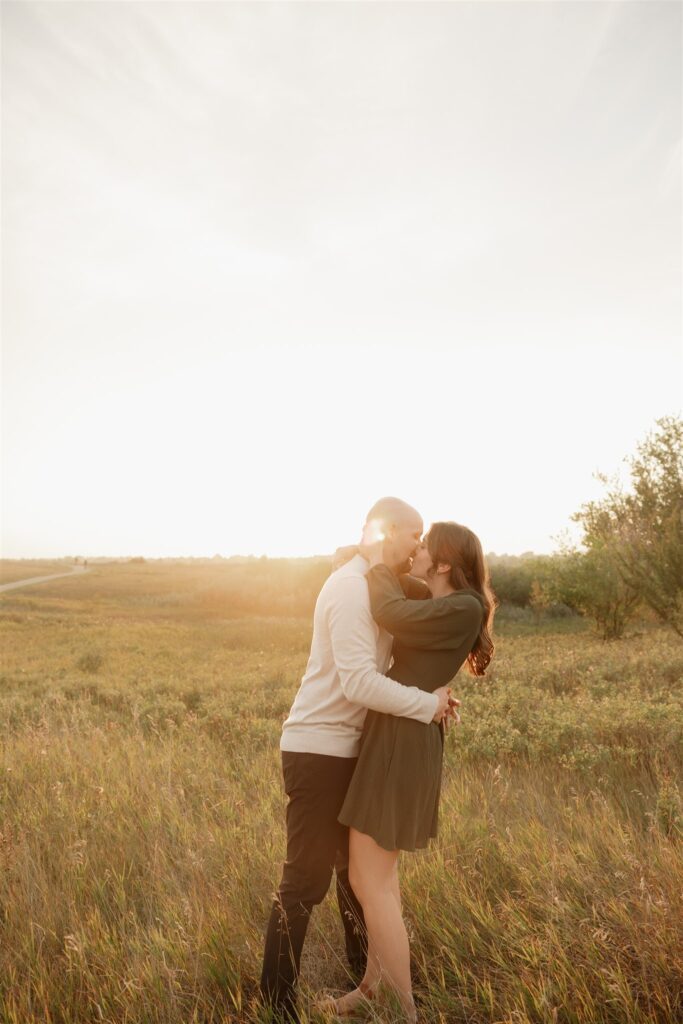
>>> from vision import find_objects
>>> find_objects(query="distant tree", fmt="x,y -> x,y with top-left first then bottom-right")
548,546 -> 640,640
489,557 -> 534,605
572,416 -> 683,638
528,578 -> 551,623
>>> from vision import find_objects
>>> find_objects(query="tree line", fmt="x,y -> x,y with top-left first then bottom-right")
506,415 -> 682,639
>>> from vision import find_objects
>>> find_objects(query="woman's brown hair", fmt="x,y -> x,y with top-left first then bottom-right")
426,521 -> 498,676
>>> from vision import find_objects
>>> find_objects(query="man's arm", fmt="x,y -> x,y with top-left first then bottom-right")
327,577 -> 439,723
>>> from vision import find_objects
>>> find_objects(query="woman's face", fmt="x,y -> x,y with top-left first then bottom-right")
409,537 -> 434,580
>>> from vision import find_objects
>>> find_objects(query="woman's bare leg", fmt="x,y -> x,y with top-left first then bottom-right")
357,861 -> 403,993
322,917 -> 380,1015
318,831 -> 414,1019
390,859 -> 402,915
349,827 -> 415,1020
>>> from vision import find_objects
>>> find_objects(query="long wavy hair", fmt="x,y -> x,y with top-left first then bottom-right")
425,521 -> 498,676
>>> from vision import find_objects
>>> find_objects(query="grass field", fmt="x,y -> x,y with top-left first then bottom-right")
1,561 -> 682,1024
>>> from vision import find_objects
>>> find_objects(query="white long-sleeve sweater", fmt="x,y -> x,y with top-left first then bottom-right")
280,554 -> 440,757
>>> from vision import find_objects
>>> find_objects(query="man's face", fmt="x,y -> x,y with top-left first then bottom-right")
384,513 -> 424,572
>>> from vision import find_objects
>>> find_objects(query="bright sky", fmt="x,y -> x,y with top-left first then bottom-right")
2,1 -> 681,559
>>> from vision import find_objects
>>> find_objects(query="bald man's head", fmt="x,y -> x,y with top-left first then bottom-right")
362,496 -> 424,572
364,497 -> 420,530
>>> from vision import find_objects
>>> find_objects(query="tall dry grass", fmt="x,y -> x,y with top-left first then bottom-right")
1,562 -> 681,1023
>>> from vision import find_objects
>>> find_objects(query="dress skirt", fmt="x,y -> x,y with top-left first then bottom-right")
337,709 -> 444,852
336,567 -> 485,854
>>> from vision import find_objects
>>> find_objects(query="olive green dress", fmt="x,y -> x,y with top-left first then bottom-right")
337,565 -> 485,852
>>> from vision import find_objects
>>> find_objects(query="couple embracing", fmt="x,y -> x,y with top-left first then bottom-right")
260,497 -> 496,1023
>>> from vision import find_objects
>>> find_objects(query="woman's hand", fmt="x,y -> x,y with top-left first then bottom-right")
332,545 -> 359,570
358,519 -> 387,568
358,538 -> 385,568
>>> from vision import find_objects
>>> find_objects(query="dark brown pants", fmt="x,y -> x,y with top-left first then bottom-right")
259,751 -> 368,1022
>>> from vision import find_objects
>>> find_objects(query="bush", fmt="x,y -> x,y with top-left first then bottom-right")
75,650 -> 104,673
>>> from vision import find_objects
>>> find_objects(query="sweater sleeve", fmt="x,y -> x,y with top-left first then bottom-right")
398,573 -> 431,600
367,564 -> 483,650
326,576 -> 439,722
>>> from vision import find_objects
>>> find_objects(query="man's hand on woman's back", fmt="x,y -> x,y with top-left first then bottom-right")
432,687 -> 461,727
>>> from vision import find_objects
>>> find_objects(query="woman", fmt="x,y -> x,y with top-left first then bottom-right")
318,521 -> 496,1021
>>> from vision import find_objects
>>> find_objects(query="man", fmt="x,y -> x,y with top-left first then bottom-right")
259,497 -> 455,1023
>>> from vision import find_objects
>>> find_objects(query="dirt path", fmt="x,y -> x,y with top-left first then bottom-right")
0,566 -> 91,593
